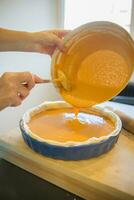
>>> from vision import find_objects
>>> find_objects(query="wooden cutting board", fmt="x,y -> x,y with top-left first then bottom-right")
0,127 -> 134,200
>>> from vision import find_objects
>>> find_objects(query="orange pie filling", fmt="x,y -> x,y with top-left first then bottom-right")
27,107 -> 116,143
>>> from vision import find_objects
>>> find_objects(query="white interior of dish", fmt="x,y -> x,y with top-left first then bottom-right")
21,101 -> 122,147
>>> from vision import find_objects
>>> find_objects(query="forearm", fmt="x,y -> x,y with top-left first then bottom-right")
0,28 -> 68,55
0,28 -> 36,52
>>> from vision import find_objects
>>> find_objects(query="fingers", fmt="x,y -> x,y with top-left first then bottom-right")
11,96 -> 21,107
52,30 -> 70,52
53,30 -> 71,38
18,72 -> 35,90
17,73 -> 45,101
36,30 -> 70,55
52,35 -> 66,52
8,86 -> 29,106
33,74 -> 45,84
18,86 -> 30,100
7,90 -> 21,107
19,72 -> 45,87
0,71 -> 47,109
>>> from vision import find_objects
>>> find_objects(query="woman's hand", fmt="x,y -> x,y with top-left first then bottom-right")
0,28 -> 70,56
32,30 -> 70,56
0,72 -> 44,110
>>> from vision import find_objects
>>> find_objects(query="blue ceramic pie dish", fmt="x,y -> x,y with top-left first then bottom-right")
19,101 -> 122,160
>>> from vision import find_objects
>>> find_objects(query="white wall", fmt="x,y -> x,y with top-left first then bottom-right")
0,0 -> 62,133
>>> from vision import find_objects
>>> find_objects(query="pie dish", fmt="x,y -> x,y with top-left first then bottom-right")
20,101 -> 122,160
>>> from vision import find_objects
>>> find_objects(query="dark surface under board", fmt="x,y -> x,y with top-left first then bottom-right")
0,159 -> 84,200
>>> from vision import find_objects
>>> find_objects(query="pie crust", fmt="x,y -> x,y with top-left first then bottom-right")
20,101 -> 122,147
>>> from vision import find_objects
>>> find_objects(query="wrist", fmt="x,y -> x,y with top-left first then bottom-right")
28,31 -> 47,53
20,31 -> 46,53
15,31 -> 37,52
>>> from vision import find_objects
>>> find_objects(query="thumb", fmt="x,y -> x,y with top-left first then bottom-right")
33,74 -> 45,83
52,35 -> 66,52
33,74 -> 50,84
